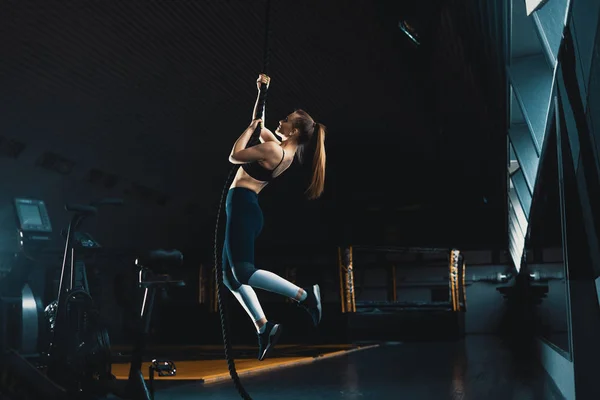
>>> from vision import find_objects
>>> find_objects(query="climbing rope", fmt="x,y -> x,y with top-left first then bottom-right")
213,1 -> 273,398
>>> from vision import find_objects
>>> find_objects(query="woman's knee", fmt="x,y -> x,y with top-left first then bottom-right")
222,265 -> 241,291
232,261 -> 258,285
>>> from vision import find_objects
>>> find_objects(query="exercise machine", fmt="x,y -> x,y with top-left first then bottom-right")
0,198 -> 75,399
0,198 -> 185,400
111,250 -> 184,400
45,199 -> 124,397
46,199 -> 185,400
0,199 -> 53,357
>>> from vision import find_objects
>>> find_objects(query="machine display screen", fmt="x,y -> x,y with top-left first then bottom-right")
18,204 -> 43,226
14,198 -> 52,233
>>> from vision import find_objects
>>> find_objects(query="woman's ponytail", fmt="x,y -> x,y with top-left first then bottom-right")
305,122 -> 326,200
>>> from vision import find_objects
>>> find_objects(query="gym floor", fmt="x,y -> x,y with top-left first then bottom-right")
112,336 -> 563,400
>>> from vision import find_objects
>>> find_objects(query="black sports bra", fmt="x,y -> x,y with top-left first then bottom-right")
242,148 -> 285,182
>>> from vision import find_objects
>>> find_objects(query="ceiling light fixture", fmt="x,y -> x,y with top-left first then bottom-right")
398,19 -> 421,47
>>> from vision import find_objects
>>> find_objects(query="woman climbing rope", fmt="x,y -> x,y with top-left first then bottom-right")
222,73 -> 326,361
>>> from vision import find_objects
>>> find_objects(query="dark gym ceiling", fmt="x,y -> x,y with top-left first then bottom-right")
0,0 -> 507,257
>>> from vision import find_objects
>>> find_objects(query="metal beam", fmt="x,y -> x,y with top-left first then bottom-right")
510,85 -> 526,124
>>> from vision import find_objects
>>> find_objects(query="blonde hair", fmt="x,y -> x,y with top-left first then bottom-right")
292,110 -> 327,200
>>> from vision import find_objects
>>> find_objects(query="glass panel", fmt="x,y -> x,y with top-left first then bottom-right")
532,0 -> 569,66
509,191 -> 529,236
509,212 -> 525,267
509,220 -> 520,251
557,26 -> 600,278
508,150 -> 521,176
509,241 -> 519,270
509,124 -> 540,192
556,65 -> 581,171
509,211 -> 525,249
509,141 -> 518,162
511,169 -> 532,218
508,54 -> 554,152
560,85 -> 600,280
524,126 -> 570,355
571,0 -> 600,110
586,18 -> 600,185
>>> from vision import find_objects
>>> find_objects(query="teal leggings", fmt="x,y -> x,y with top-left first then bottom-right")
222,187 -> 263,291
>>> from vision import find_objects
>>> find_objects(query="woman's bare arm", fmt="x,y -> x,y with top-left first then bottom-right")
231,120 -> 259,159
251,89 -> 264,122
229,119 -> 279,164
229,142 -> 278,164
252,97 -> 281,144
259,127 -> 282,144
251,74 -> 281,144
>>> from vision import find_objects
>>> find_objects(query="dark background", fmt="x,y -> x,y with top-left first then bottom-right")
3,2 -> 600,398
0,0 -> 507,257
0,0 -> 510,347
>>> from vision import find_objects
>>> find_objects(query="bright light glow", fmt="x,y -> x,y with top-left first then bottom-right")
19,230 -> 23,238
529,271 -> 540,280
525,0 -> 547,16
22,295 -> 37,310
398,20 -> 421,46
20,240 -> 24,246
